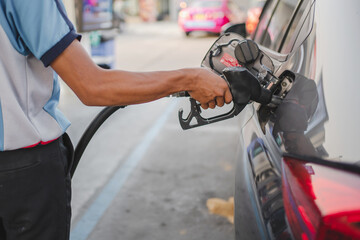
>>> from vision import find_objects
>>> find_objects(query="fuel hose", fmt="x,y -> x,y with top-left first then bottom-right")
70,106 -> 126,178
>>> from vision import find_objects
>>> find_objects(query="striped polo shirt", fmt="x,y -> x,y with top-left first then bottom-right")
0,0 -> 81,151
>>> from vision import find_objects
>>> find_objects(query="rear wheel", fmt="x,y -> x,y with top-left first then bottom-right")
185,31 -> 191,37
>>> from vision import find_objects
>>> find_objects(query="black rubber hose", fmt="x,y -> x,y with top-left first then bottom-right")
70,106 -> 126,178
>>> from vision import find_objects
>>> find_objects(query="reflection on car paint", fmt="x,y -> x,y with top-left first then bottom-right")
271,73 -> 319,157
247,137 -> 292,239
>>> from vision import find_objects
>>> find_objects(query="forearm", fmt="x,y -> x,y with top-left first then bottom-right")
87,68 -> 194,106
52,40 -> 231,108
52,40 -> 195,106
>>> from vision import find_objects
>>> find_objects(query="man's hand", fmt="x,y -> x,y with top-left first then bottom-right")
187,68 -> 233,109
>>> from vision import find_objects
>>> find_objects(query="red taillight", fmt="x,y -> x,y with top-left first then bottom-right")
282,157 -> 360,240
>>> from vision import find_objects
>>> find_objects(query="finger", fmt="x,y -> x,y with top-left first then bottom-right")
201,103 -> 209,109
208,100 -> 216,109
215,96 -> 225,107
224,89 -> 233,104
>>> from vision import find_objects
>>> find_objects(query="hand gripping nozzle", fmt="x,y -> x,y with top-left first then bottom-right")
178,67 -> 273,130
177,35 -> 286,130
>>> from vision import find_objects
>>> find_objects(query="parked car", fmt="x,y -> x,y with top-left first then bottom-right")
231,0 -> 360,239
178,0 -> 231,36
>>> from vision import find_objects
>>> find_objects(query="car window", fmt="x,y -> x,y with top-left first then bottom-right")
227,0 -> 247,23
250,0 -> 267,8
253,0 -> 278,42
261,0 -> 301,51
280,0 -> 313,53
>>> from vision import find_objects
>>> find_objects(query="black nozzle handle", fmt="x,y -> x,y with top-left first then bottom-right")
178,98 -> 245,130
223,67 -> 272,106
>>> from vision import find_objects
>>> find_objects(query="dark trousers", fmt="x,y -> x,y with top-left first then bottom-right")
0,134 -> 74,240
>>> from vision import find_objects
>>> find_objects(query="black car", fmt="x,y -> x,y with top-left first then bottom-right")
231,0 -> 360,239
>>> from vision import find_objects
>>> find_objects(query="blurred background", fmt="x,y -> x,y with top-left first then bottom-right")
60,1 -> 265,239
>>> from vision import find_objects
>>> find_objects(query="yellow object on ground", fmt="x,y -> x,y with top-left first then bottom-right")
206,197 -> 234,224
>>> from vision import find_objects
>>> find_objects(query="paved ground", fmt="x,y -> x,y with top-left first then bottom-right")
59,20 -> 241,240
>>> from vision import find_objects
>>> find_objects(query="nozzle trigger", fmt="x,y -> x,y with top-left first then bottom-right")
178,98 -> 244,130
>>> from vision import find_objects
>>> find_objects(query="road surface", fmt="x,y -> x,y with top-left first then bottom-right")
59,20 -> 241,240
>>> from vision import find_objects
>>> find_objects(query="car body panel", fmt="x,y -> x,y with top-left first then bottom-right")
234,0 -> 360,239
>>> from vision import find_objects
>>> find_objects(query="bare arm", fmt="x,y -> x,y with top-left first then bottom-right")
51,40 -> 232,108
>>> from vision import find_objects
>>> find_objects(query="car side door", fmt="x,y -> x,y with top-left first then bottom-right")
235,0 -> 316,239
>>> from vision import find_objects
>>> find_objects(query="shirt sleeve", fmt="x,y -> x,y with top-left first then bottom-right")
4,0 -> 81,67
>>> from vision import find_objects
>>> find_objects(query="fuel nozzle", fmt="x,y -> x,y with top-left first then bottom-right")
177,33 -> 293,130
223,67 -> 272,106
177,66 -> 273,130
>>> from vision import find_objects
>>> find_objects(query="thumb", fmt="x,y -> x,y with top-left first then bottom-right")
224,89 -> 233,104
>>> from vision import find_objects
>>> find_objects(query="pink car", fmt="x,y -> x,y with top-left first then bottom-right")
178,0 -> 231,36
